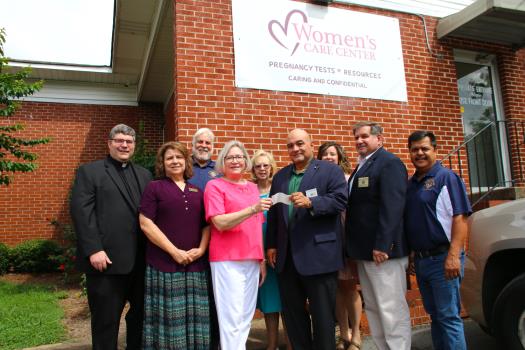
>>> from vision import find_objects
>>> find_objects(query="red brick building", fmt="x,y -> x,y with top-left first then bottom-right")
1,0 -> 524,326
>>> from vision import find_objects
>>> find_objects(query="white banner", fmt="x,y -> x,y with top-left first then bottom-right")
232,0 -> 407,102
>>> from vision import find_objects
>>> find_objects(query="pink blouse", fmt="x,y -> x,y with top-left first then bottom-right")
204,178 -> 264,262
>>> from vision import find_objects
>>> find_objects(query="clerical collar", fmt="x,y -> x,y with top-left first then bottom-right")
108,155 -> 129,168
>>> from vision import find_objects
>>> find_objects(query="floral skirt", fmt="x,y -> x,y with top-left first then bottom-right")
142,265 -> 211,350
338,258 -> 359,282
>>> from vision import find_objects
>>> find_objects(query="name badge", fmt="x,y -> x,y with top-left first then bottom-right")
358,177 -> 369,188
189,187 -> 199,192
305,188 -> 318,198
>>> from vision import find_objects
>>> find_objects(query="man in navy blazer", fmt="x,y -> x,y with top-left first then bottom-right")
346,122 -> 411,350
267,128 -> 348,350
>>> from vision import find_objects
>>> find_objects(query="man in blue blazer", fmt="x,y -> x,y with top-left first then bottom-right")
346,122 -> 411,350
267,128 -> 348,350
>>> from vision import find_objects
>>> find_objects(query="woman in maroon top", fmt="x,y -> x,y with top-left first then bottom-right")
139,141 -> 211,350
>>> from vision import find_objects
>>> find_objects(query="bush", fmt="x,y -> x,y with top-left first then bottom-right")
0,243 -> 9,275
10,240 -> 64,273
49,220 -> 78,282
132,120 -> 156,174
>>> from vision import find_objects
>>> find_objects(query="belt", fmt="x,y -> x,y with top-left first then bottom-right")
414,243 -> 450,259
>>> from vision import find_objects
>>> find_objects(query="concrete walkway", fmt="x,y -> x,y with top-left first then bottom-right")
24,317 -> 278,350
24,318 -> 499,350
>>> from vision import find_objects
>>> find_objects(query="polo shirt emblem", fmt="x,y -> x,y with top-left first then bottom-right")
424,178 -> 435,190
208,170 -> 218,178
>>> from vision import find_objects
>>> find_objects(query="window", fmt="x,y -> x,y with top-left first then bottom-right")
0,0 -> 114,66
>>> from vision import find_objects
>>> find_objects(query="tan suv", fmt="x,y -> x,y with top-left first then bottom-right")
462,199 -> 525,350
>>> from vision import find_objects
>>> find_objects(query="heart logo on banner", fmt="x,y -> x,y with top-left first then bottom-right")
268,9 -> 308,56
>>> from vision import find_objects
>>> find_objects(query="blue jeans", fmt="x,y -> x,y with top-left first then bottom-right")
415,251 -> 466,350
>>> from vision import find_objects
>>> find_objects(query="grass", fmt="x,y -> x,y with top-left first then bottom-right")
0,280 -> 67,350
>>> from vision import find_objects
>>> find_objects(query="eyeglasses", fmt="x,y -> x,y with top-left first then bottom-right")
254,164 -> 270,170
224,155 -> 246,162
111,139 -> 135,145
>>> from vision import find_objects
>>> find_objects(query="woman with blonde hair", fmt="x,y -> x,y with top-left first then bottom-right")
251,150 -> 292,350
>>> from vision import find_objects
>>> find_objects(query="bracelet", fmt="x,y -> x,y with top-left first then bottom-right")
250,205 -> 257,214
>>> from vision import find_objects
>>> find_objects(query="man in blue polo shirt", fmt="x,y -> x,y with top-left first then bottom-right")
187,127 -> 221,350
405,130 -> 471,350
188,127 -> 220,190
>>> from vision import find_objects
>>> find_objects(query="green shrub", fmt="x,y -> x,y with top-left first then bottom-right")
10,240 -> 64,273
49,220 -> 78,282
0,243 -> 9,275
132,120 -> 156,174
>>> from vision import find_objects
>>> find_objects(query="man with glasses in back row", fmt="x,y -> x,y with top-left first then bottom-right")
71,124 -> 152,349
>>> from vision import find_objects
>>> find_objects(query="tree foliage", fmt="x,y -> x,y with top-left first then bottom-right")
0,28 -> 49,185
132,120 -> 156,174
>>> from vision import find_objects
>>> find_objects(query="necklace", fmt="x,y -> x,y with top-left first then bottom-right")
258,183 -> 271,194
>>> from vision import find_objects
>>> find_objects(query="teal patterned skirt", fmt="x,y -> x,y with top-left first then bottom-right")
142,265 -> 211,350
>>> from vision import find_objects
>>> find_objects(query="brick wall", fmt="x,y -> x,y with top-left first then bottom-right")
0,102 -> 164,246
173,1 -> 455,170
1,4 -> 520,250
172,0 -> 525,328
172,0 -> 525,177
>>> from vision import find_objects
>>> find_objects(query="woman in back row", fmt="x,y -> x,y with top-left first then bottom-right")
252,150 -> 292,350
318,141 -> 362,350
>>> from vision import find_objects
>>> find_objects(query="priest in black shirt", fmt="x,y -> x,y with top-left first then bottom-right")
71,124 -> 152,350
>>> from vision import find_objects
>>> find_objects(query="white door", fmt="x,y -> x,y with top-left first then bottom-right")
454,49 -> 511,192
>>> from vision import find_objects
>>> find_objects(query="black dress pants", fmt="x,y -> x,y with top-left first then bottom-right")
277,254 -> 338,350
86,267 -> 144,350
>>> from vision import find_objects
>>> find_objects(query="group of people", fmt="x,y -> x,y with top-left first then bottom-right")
71,122 -> 471,350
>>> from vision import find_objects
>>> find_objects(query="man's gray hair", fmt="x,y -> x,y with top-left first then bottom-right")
352,122 -> 383,136
215,140 -> 252,174
192,128 -> 215,145
109,124 -> 136,140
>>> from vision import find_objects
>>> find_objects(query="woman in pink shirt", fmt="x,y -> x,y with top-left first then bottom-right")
204,140 -> 272,350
